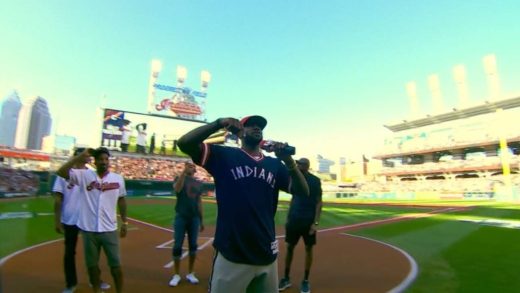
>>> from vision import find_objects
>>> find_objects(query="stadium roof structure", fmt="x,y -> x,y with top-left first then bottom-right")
373,135 -> 520,160
384,95 -> 520,132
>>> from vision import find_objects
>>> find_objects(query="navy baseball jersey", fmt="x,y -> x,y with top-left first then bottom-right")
200,143 -> 290,265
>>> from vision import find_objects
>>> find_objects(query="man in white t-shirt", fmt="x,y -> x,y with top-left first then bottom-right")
57,147 -> 128,293
120,121 -> 131,152
136,123 -> 147,154
53,148 -> 111,293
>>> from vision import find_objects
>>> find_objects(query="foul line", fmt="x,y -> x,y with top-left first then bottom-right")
163,238 -> 214,268
156,239 -> 174,249
0,239 -> 63,267
343,234 -> 418,293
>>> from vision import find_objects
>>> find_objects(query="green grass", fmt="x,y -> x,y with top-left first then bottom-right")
126,196 -> 218,227
126,196 -> 431,229
352,203 -> 520,292
0,197 -> 59,258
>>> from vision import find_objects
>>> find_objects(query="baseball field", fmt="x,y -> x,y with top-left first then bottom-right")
1,195 -> 519,292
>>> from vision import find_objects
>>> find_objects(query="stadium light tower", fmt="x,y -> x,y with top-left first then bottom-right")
406,81 -> 421,119
428,74 -> 444,114
200,70 -> 211,91
483,54 -> 501,101
199,70 -> 211,120
147,59 -> 162,113
176,66 -> 188,87
453,65 -> 470,108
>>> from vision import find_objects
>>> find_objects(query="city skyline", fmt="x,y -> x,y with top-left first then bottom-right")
0,93 -> 52,151
2,1 -> 520,160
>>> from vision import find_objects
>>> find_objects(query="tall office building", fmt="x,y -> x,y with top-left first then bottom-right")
27,97 -> 52,150
0,91 -> 22,147
317,154 -> 335,173
14,96 -> 52,150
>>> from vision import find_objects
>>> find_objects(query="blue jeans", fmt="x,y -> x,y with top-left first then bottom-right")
172,215 -> 200,259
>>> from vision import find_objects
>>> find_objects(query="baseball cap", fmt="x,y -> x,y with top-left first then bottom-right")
240,115 -> 267,129
296,158 -> 310,165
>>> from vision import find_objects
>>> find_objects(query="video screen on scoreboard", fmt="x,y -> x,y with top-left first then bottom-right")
101,108 -> 207,155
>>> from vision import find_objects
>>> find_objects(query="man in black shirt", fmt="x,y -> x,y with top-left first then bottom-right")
279,158 -> 322,293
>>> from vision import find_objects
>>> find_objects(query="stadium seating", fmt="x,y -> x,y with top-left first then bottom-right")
0,167 -> 39,195
110,154 -> 213,182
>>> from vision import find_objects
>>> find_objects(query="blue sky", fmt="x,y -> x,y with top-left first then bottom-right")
1,0 -> 520,160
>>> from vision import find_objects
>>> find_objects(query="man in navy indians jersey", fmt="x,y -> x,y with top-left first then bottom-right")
278,158 -> 322,293
178,115 -> 310,293
53,148 -> 111,293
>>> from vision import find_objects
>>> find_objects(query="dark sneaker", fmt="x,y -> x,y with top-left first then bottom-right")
62,286 -> 76,293
278,277 -> 291,291
301,280 -> 311,293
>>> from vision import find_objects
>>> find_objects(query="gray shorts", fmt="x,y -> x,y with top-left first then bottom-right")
82,230 -> 121,268
209,252 -> 278,293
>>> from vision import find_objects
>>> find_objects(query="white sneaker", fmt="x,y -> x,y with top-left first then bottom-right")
186,273 -> 199,284
62,286 -> 76,293
100,282 -> 111,290
169,274 -> 181,286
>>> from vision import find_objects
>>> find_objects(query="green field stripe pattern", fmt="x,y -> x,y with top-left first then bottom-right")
352,204 -> 520,292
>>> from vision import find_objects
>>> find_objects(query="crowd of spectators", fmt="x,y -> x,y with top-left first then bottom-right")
110,155 -> 213,182
359,174 -> 520,193
380,155 -> 520,176
0,167 -> 39,195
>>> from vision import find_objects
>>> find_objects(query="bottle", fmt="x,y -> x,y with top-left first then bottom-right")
260,140 -> 296,156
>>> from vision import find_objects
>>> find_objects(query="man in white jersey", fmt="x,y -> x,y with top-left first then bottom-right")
53,148 -> 111,293
57,147 -> 127,293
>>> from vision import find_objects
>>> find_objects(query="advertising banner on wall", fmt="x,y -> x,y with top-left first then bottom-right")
101,108 -> 207,155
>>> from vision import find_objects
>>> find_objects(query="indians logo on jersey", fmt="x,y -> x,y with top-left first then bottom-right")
229,165 -> 276,188
86,181 -> 120,192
